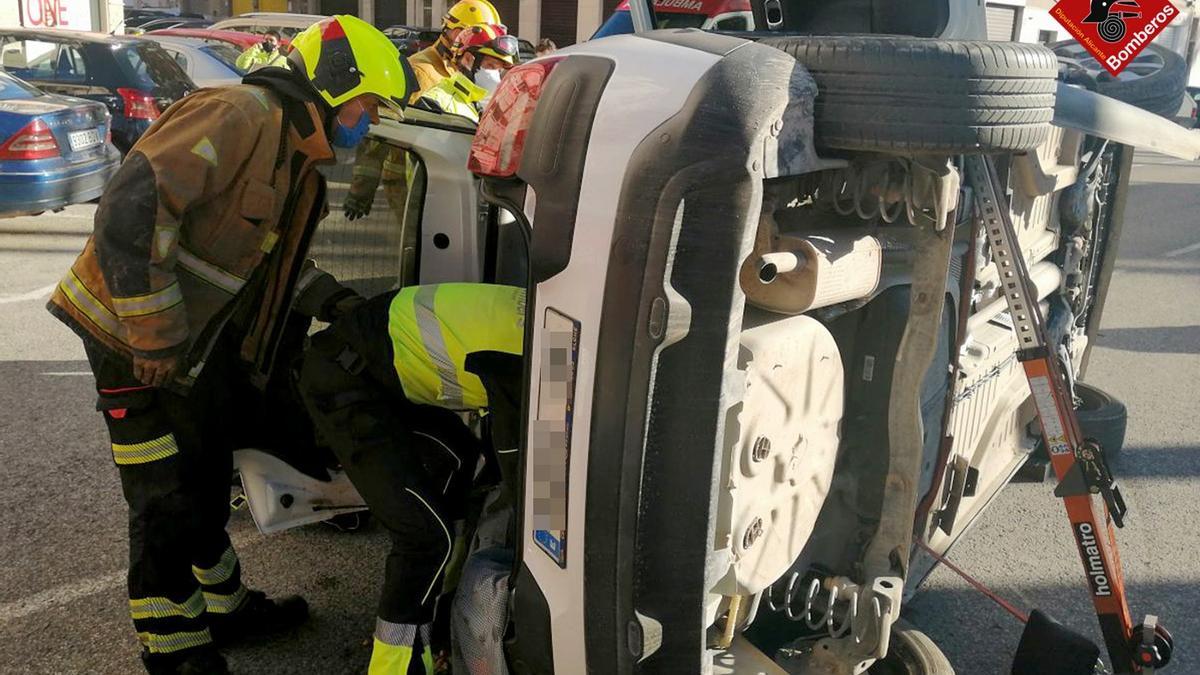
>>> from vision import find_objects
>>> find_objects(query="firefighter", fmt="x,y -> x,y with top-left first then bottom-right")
414,23 -> 518,122
408,0 -> 503,95
297,283 -> 524,675
234,29 -> 287,71
343,0 -> 503,224
46,15 -> 412,675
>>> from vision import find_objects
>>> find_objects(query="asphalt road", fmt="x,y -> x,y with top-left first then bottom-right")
0,153 -> 1196,674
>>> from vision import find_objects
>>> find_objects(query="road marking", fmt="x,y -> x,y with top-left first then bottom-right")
1164,240 -> 1200,258
0,282 -> 57,304
42,372 -> 93,377
0,569 -> 128,624
0,531 -> 263,624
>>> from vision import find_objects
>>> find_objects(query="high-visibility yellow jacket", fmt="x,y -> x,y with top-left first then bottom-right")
235,44 -> 288,72
388,283 -> 524,410
415,72 -> 485,123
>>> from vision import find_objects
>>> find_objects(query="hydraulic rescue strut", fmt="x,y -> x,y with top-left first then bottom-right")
963,155 -> 1173,674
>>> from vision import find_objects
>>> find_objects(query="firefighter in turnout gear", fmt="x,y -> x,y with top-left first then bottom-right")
46,15 -> 413,674
343,0 -> 504,223
297,283 -> 525,675
414,23 -> 517,123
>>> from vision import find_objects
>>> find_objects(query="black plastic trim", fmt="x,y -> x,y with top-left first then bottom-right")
506,563 -> 556,675
581,38 -> 801,674
519,56 -> 614,283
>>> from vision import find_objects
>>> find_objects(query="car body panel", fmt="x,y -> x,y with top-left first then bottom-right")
143,35 -> 244,88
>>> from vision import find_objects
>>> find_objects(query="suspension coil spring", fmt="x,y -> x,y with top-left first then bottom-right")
765,572 -> 883,643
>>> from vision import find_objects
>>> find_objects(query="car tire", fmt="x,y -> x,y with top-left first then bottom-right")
1052,41 -> 1187,117
1074,382 -> 1127,459
868,619 -> 955,675
762,36 -> 1058,154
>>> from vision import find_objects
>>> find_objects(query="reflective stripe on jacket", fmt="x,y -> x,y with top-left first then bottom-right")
47,75 -> 344,388
416,73 -> 485,123
388,283 -> 524,410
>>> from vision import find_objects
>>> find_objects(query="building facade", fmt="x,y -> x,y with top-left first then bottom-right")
405,0 -> 619,46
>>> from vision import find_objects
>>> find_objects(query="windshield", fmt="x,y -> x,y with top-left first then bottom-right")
0,71 -> 42,100
202,43 -> 246,75
592,9 -> 707,38
118,44 -> 192,94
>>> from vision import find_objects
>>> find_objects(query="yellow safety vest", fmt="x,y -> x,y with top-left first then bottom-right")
388,283 -> 525,410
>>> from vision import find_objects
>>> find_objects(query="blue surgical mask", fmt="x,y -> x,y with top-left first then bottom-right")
331,109 -> 370,148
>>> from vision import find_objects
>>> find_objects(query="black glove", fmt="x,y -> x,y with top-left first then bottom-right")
343,193 -> 372,221
320,290 -> 366,323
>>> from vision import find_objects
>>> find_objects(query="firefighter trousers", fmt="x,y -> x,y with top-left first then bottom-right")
298,327 -> 481,640
85,342 -> 248,656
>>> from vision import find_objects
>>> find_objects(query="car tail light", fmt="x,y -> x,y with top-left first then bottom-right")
118,88 -> 161,121
0,119 -> 60,160
468,56 -> 565,178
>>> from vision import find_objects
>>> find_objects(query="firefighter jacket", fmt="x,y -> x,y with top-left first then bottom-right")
48,68 -> 351,390
407,43 -> 454,102
388,283 -> 524,409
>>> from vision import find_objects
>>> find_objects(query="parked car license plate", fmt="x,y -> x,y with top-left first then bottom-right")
67,128 -> 102,152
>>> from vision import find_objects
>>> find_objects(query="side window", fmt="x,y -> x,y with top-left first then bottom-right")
712,14 -> 751,31
171,50 -> 189,74
312,138 -> 428,295
0,39 -> 60,79
54,45 -> 88,82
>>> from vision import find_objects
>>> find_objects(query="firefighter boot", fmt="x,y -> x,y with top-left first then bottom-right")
141,646 -> 229,675
208,590 -> 310,645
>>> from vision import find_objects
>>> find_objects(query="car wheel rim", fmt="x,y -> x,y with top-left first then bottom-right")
1054,41 -> 1165,83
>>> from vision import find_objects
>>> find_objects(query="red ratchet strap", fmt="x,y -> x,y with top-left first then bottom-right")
915,539 -> 1029,624
98,385 -> 153,394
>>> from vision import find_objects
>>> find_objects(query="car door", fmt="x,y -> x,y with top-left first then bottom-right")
235,106 -> 493,533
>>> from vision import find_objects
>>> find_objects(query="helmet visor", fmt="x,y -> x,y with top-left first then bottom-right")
491,34 -> 519,57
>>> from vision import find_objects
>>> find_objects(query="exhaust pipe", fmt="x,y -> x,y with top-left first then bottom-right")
757,252 -> 805,284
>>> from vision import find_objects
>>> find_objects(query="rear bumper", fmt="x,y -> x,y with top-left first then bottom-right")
0,151 -> 120,217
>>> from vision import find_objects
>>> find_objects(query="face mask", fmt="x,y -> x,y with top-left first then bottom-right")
262,41 -> 276,53
473,68 -> 503,95
331,107 -> 371,148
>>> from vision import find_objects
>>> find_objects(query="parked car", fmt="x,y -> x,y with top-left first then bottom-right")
237,1 -> 1195,673
0,70 -> 120,217
210,12 -> 325,40
382,24 -> 440,56
0,29 -> 192,153
142,35 -> 244,88
147,27 -> 282,52
592,0 -> 754,38
127,17 -> 213,35
122,9 -> 205,30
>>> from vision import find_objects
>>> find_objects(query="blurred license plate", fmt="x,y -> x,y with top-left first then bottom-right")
531,309 -> 579,568
68,128 -> 102,152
